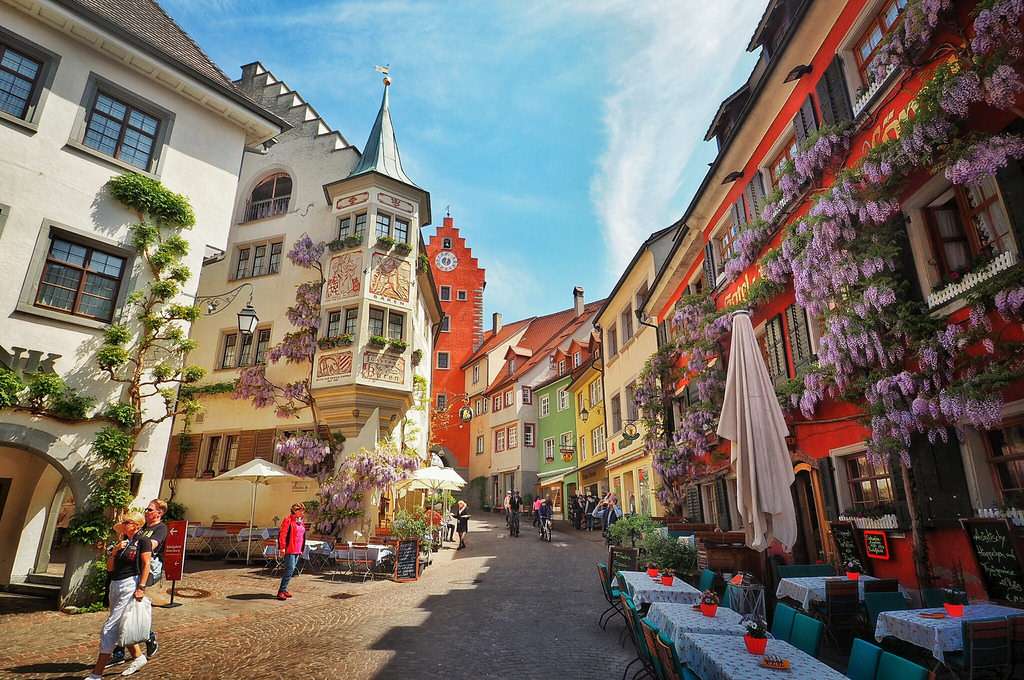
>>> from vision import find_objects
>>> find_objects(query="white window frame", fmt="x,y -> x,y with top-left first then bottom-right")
589,379 -> 602,406
439,285 -> 451,301
544,437 -> 555,461
472,363 -> 480,384
522,386 -> 532,404
457,289 -> 468,301
578,433 -> 588,460
557,388 -> 569,411
592,424 -> 606,454
539,394 -> 550,418
507,424 -> 518,449
524,423 -> 535,448
494,428 -> 506,452
504,390 -> 514,407
476,435 -> 485,454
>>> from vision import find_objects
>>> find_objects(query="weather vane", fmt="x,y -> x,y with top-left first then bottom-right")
375,64 -> 391,86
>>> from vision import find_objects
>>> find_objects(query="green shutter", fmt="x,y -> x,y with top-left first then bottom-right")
785,304 -> 814,370
764,314 -> 789,383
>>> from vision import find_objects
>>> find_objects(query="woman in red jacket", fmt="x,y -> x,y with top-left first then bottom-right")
277,504 -> 306,601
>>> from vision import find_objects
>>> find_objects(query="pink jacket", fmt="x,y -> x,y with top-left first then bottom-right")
278,514 -> 306,555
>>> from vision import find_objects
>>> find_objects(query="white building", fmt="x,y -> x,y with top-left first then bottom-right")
0,0 -> 285,602
161,64 -> 442,538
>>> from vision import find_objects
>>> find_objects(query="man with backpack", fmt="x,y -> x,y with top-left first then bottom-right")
109,499 -> 167,667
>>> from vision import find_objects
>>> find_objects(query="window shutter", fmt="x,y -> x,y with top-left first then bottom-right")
686,486 -> 703,522
715,477 -> 731,530
255,428 -> 277,462
703,241 -> 717,289
816,55 -> 854,125
749,171 -> 767,218
732,196 -> 747,227
889,212 -> 923,302
764,315 -> 790,382
792,94 -> 818,145
785,304 -> 814,370
236,430 -> 257,466
816,457 -> 839,522
909,430 -> 973,528
743,184 -> 757,224
995,149 -> 1024,260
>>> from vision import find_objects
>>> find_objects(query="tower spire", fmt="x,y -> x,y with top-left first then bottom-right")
348,66 -> 416,187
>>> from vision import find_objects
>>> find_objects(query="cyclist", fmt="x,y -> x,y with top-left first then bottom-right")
508,490 -> 522,536
538,497 -> 553,541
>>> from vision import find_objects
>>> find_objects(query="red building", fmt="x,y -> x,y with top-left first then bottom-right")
426,213 -> 486,473
642,0 -> 1024,604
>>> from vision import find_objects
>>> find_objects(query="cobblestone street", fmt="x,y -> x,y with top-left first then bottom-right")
0,518 -> 632,680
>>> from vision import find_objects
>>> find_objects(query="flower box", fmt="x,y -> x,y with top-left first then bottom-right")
375,236 -> 396,250
394,242 -> 412,256
944,602 -> 964,617
327,235 -> 363,251
387,339 -> 408,352
368,335 -> 389,348
318,334 -> 353,350
660,574 -> 674,586
700,603 -> 718,617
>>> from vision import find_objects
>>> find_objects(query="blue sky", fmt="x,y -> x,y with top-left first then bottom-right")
164,0 -> 764,321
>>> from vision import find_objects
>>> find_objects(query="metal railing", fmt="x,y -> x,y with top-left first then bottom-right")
242,196 -> 290,223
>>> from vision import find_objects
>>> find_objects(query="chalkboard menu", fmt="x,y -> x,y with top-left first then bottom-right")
863,530 -> 890,560
608,546 -> 639,580
394,539 -> 420,582
829,521 -> 866,571
961,518 -> 1024,606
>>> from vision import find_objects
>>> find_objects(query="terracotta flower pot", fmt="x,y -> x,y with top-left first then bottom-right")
744,634 -> 768,655
700,603 -> 718,617
846,571 -> 860,581
944,602 -> 964,617
660,574 -> 674,586
647,568 -> 658,577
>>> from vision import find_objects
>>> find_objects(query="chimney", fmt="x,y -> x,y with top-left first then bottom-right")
573,286 -> 585,317
492,312 -> 503,335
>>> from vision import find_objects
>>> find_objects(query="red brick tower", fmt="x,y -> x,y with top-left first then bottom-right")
426,212 -> 485,473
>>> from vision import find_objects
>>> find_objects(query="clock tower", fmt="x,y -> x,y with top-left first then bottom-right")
425,212 -> 485,474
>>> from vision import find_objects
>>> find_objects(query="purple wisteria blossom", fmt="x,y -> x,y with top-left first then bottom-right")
945,133 -> 1024,185
972,0 -> 1024,58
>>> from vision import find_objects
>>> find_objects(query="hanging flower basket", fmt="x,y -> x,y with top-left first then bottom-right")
394,242 -> 412,256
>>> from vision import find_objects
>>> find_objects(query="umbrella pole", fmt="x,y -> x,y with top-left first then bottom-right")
246,479 -> 257,566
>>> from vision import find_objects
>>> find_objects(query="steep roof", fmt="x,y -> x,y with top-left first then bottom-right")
484,300 -> 606,394
348,79 -> 416,187
461,318 -> 533,369
57,0 -> 286,131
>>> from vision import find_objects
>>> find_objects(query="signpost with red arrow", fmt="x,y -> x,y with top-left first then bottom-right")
162,520 -> 188,608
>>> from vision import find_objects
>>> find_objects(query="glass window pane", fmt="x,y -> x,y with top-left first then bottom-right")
83,273 -> 116,298
221,334 -> 237,368
376,213 -> 391,238
1,47 -> 40,79
388,312 -> 403,340
78,293 -> 113,319
128,109 -> 158,135
88,251 -> 124,277
997,458 -> 1024,492
255,329 -> 271,364
37,283 -> 76,311
251,178 -> 275,203
338,217 -> 352,238
354,213 -> 367,236
117,127 -> 154,169
274,175 -> 292,198
876,477 -> 894,503
369,308 -> 384,336
344,308 -> 358,335
84,113 -> 122,156
0,67 -> 34,118
238,333 -> 254,365
327,311 -> 342,337
94,94 -> 126,120
50,239 -> 88,266
42,262 -> 82,289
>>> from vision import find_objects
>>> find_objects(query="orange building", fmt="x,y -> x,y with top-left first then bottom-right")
425,213 -> 486,474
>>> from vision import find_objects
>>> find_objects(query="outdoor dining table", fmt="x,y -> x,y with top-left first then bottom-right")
677,632 -> 848,680
875,604 -> 1024,662
618,570 -> 702,608
331,543 -> 394,565
647,603 -> 746,662
775,575 -> 890,610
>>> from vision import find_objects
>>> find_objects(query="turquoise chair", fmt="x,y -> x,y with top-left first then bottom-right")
697,568 -> 716,593
771,603 -> 797,642
639,618 -> 664,679
790,613 -> 824,657
596,563 -> 623,629
804,563 -> 836,577
875,651 -> 928,680
864,591 -> 908,632
777,564 -> 808,579
654,631 -> 698,680
845,638 -> 882,680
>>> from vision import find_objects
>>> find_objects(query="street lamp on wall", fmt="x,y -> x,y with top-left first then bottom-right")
580,407 -> 590,423
195,282 -> 259,335
237,303 -> 259,336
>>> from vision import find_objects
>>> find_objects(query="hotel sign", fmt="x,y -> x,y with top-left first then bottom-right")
0,345 -> 60,377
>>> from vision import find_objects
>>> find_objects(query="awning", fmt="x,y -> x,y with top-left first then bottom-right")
537,466 -> 576,486
494,464 -> 521,475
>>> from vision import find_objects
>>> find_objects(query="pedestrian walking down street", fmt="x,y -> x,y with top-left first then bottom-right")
276,503 -> 306,601
584,493 -> 597,531
603,494 -> 623,542
532,496 -> 543,527
573,492 -> 585,530
85,510 -> 152,679
453,500 -> 470,550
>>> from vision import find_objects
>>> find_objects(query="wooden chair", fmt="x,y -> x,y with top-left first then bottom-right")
947,618 -> 1012,680
653,631 -> 685,680
638,617 -> 664,680
862,578 -> 900,593
619,594 -> 651,680
819,579 -> 859,648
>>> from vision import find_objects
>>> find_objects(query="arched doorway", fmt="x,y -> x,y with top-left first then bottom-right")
789,463 -> 828,564
0,421 -> 98,604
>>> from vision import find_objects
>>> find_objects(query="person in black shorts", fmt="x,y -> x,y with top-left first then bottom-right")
109,499 -> 167,667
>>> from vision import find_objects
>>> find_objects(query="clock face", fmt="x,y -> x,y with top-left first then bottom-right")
435,251 -> 458,272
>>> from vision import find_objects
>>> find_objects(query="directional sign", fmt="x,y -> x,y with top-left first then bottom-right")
163,520 -> 188,581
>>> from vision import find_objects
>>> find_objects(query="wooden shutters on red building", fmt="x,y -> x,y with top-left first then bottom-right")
792,94 -> 818,144
761,314 -> 789,385
785,304 -> 814,371
703,241 -> 717,290
815,55 -> 854,126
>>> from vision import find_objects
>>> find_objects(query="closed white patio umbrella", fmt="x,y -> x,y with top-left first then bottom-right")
716,310 -> 797,552
214,458 -> 297,564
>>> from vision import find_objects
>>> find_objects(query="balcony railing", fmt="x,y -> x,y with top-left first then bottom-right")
926,249 -> 1017,309
853,64 -> 898,117
242,196 -> 290,223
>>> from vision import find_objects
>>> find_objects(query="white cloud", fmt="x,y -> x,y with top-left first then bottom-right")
548,1 -> 764,276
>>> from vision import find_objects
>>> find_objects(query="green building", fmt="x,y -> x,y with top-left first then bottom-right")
534,372 -> 577,519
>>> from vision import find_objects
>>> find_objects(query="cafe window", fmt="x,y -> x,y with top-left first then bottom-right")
854,0 -> 908,84
769,135 -> 798,189
845,452 -> 895,509
924,179 -> 1015,282
985,420 -> 1024,503
35,236 -> 126,322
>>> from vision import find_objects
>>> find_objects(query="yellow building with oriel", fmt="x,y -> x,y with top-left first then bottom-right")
566,333 -> 607,497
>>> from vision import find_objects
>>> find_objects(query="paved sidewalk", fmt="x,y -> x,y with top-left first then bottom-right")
0,517 -> 632,679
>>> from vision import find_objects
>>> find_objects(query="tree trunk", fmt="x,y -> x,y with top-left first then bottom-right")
900,464 -> 931,590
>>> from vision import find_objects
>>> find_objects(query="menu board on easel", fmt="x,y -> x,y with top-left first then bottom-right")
393,539 -> 420,582
608,546 -> 639,580
829,521 -> 868,572
961,518 -> 1024,606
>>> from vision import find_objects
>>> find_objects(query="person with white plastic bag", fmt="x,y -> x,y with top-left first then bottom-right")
85,509 -> 153,679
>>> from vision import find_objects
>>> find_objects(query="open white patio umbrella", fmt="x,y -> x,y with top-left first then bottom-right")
716,310 -> 797,552
214,458 -> 297,564
402,466 -> 467,540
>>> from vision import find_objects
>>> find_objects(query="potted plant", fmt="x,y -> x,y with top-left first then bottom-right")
394,242 -> 412,256
375,235 -> 396,250
743,617 -> 769,655
660,569 -> 675,586
845,558 -> 863,581
388,338 -> 408,352
411,349 -> 423,365
369,335 -> 389,349
646,562 -> 659,578
417,252 -> 429,274
943,587 -> 968,617
699,589 -> 719,617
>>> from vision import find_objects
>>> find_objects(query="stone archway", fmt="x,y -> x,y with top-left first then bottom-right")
0,421 -> 98,605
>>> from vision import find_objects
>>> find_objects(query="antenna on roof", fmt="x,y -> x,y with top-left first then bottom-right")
375,64 -> 391,86
445,204 -> 451,217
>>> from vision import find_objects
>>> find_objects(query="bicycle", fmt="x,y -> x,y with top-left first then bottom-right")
508,509 -> 520,537
539,517 -> 551,542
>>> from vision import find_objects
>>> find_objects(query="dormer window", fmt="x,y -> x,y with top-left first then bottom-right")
508,360 -> 516,375
572,351 -> 582,368
245,173 -> 291,222
558,359 -> 567,376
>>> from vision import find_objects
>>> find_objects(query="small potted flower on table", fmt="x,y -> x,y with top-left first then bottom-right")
943,587 -> 968,617
699,589 -> 719,617
743,616 -> 769,655
645,562 -> 659,578
660,568 -> 675,586
845,559 -> 863,581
